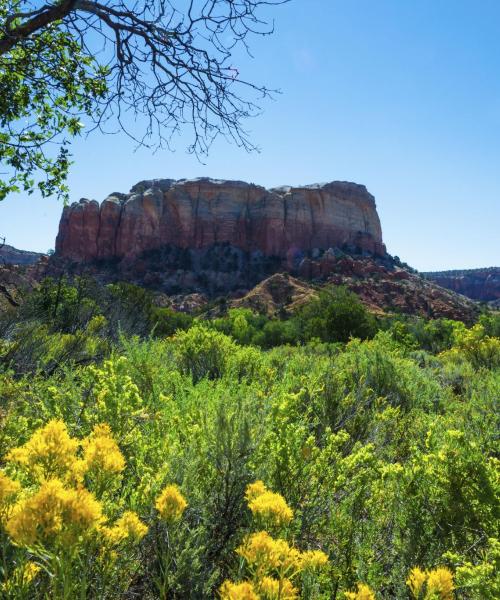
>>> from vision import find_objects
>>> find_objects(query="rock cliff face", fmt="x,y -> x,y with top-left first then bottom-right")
55,178 -> 385,262
423,268 -> 500,303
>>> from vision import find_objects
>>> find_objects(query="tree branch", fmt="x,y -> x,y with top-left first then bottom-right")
0,1 -> 79,55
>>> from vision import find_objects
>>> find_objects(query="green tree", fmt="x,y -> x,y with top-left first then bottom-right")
295,286 -> 377,343
0,0 -> 285,200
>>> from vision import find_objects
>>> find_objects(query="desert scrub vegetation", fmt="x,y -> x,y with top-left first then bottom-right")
0,279 -> 498,598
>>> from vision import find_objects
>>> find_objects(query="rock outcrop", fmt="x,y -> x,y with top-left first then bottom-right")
423,268 -> 500,303
55,178 -> 386,262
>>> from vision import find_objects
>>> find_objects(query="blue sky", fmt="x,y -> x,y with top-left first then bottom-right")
1,0 -> 499,271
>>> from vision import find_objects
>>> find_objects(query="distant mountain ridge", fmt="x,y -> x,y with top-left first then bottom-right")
0,243 -> 45,266
423,267 -> 499,303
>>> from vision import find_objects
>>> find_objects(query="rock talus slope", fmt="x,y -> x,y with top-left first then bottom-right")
55,178 -> 385,261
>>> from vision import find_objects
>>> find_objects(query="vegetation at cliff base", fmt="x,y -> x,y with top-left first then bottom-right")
0,278 -> 498,598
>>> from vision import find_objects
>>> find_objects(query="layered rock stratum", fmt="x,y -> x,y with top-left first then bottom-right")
423,268 -> 500,304
55,178 -> 386,262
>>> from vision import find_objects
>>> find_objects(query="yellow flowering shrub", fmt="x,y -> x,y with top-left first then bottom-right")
426,567 -> 454,599
155,483 -> 188,522
259,576 -> 299,599
237,531 -> 301,576
82,423 -> 126,476
248,490 -> 294,527
6,478 -> 103,547
0,419 -> 149,555
406,566 -> 454,600
344,583 -> 376,600
245,481 -> 293,527
407,567 -> 427,597
439,323 -> 500,369
299,549 -> 329,571
224,482 -> 330,598
245,480 -> 268,502
102,510 -> 148,545
0,471 -> 20,507
6,419 -> 79,482
220,580 -> 259,600
89,357 -> 144,437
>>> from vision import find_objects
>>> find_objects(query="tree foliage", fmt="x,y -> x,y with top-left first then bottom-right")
0,0 -> 286,200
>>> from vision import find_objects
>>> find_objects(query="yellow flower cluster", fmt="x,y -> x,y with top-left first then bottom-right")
245,481 -> 293,527
7,419 -> 79,481
223,482 -> 329,599
220,576 -> 299,600
102,510 -> 148,545
260,576 -> 298,599
220,580 -> 260,600
299,549 -> 329,570
2,420 -> 148,550
0,471 -> 20,506
237,531 -> 301,574
407,566 -> 454,600
6,478 -> 103,546
21,561 -> 41,584
245,480 -> 267,502
82,423 -> 126,476
344,583 -> 375,600
5,420 -> 126,485
1,561 -> 41,593
155,484 -> 188,523
407,567 -> 428,597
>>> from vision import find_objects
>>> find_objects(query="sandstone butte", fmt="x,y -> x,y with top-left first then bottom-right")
55,178 -> 386,263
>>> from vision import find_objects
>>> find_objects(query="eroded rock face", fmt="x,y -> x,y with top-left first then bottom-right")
55,178 -> 385,262
423,268 -> 500,303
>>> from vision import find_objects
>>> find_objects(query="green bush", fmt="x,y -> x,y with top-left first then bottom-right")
294,286 -> 377,343
0,278 -> 498,598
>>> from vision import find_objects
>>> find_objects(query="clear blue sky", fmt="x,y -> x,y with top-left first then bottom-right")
1,0 -> 499,271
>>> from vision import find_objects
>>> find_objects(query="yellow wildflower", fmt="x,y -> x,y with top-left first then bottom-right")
345,583 -> 376,600
1,561 -> 41,593
407,567 -> 427,598
426,567 -> 454,600
155,484 -> 187,522
299,549 -> 329,570
259,576 -> 298,599
103,511 -> 148,544
82,423 -> 125,476
6,478 -> 103,546
6,420 -> 79,481
21,561 -> 40,584
245,480 -> 267,502
0,471 -> 20,505
238,530 -> 281,569
237,531 -> 301,575
248,491 -> 293,526
220,580 -> 259,600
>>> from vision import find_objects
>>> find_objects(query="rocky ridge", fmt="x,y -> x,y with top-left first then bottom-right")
423,267 -> 500,304
0,243 -> 45,266
220,259 -> 480,322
